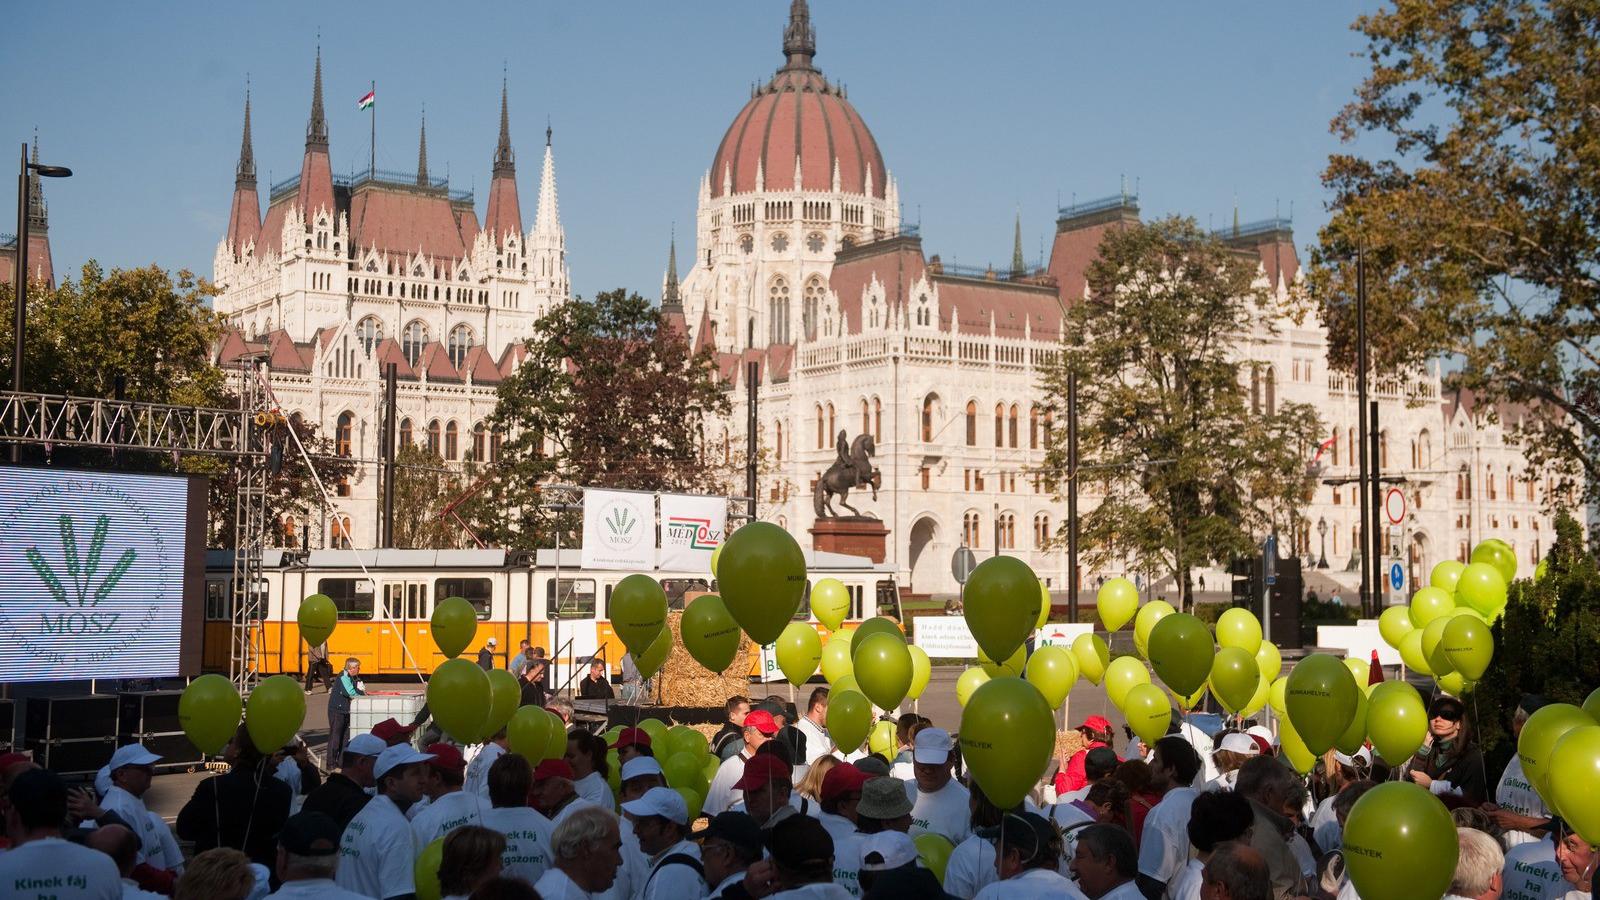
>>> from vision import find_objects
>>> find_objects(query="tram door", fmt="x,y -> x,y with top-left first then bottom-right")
545,575 -> 598,689
381,581 -> 429,671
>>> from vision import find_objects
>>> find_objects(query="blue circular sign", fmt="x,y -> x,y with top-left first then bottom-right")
1389,562 -> 1405,591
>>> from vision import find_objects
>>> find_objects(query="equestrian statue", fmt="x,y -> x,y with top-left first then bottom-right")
814,431 -> 882,518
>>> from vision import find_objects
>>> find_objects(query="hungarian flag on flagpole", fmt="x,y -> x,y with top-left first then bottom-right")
357,90 -> 375,110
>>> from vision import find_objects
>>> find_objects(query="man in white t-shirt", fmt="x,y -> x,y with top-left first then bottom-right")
537,805 -> 626,900
705,710 -> 779,816
479,751 -> 554,887
410,742 -> 486,850
263,810 -> 374,900
336,743 -> 434,900
796,688 -> 832,768
465,728 -> 508,799
1070,823 -> 1145,900
1489,695 -> 1553,848
906,728 -> 971,846
622,787 -> 706,900
98,744 -> 180,875
974,811 -> 1088,900
1501,832 -> 1567,900
0,768 -> 122,900
1134,736 -> 1203,897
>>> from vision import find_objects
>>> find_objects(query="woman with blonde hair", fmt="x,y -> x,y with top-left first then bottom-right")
174,848 -> 258,900
1204,732 -> 1262,792
439,825 -> 507,900
795,753 -> 839,807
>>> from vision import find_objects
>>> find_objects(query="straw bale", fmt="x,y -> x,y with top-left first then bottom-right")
657,603 -> 756,708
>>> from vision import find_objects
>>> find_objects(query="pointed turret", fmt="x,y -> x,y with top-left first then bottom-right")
26,140 -> 46,231
306,46 -> 328,150
226,89 -> 262,259
782,0 -> 817,71
529,123 -> 568,301
292,48 -> 335,231
15,136 -> 54,286
533,125 -> 560,237
1011,212 -> 1025,278
417,113 -> 429,186
663,230 -> 682,313
484,78 -> 523,247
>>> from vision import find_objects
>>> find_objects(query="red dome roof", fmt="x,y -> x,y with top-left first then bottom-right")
709,3 -> 887,200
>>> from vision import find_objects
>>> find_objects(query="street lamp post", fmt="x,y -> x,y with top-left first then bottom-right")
1317,517 -> 1329,569
11,143 -> 71,463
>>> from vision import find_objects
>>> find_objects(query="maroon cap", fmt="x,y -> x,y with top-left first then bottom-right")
610,727 -> 652,750
743,710 -> 779,735
533,759 -> 576,782
371,718 -> 418,743
423,743 -> 465,772
820,763 -> 870,804
734,754 -> 793,791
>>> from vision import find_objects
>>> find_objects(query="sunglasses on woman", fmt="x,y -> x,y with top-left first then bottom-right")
1430,706 -> 1463,722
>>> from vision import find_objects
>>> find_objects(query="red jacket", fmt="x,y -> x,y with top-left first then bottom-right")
1055,741 -> 1110,795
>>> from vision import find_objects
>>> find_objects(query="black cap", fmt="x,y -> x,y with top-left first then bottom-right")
765,813 -> 833,870
976,812 -> 1058,863
755,699 -> 786,718
280,811 -> 342,855
699,811 -> 764,857
1518,694 -> 1548,715
1085,746 -> 1119,771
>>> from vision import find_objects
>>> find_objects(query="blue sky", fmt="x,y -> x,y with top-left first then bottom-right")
3,1 -> 1374,300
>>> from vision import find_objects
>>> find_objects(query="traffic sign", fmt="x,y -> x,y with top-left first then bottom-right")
951,546 -> 977,585
1385,487 -> 1407,525
1389,561 -> 1405,592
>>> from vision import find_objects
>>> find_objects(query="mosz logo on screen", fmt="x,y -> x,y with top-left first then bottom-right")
25,513 -> 136,634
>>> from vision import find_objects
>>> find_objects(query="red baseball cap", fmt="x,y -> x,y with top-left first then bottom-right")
1078,715 -> 1112,733
423,743 -> 465,772
820,763 -> 870,804
733,754 -> 793,791
371,718 -> 418,744
533,759 -> 575,782
743,710 -> 779,735
609,727 -> 652,750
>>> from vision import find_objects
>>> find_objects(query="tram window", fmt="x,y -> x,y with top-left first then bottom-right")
547,578 -> 596,619
795,581 -> 813,622
437,578 -> 492,619
660,578 -> 711,611
875,580 -> 901,619
850,585 -> 864,620
382,583 -> 428,620
205,581 -> 230,621
319,577 -> 375,620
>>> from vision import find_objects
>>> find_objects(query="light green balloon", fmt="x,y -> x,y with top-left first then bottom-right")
483,669 -> 521,739
959,677 -> 1055,809
826,690 -> 873,753
180,674 -> 242,756
1367,681 -> 1428,765
681,593 -> 742,673
1583,686 -> 1600,723
1335,687 -> 1369,757
719,522 -> 807,645
832,675 -> 860,697
1269,675 -> 1289,716
1435,671 -> 1467,695
507,705 -> 551,760
1024,645 -> 1078,707
1123,683 -> 1173,746
810,578 -> 852,631
427,658 -> 491,744
914,833 -> 954,884
1239,670 -> 1271,718
1285,653 -> 1358,755
1441,613 -> 1493,681
1133,601 -> 1175,659
1457,563 -> 1508,617
1255,641 -> 1282,681
1215,608 -> 1263,655
1471,540 -> 1518,584
543,707 -> 568,761
869,719 -> 898,758
775,622 -> 823,687
1550,726 -> 1600,845
667,725 -> 709,760
850,617 -> 903,665
1209,647 -> 1259,713
1519,703 -> 1596,799
632,626 -> 673,680
1429,560 -> 1465,594
978,643 -> 1026,678
1408,586 -> 1455,629
1097,578 -> 1139,631
1073,633 -> 1109,685
962,556 -> 1043,664
1147,613 -> 1214,698
245,674 -> 306,754
430,596 -> 479,659
1343,783 -> 1458,900
1378,605 -> 1413,649
821,632 -> 855,684
1105,656 -> 1150,710
1279,713 -> 1318,774
610,574 -> 668,657
677,786 -> 705,821
1399,628 -> 1433,675
1420,616 -> 1454,676
907,645 -> 932,700
415,836 -> 444,900
955,667 -> 991,707
854,632 -> 913,711
297,593 -> 337,648
663,751 -> 703,791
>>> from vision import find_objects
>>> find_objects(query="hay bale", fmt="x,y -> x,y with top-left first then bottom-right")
1054,729 -> 1088,763
658,604 -> 756,708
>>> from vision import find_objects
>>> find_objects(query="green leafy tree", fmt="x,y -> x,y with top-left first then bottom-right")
1038,217 -> 1323,608
391,443 -> 467,549
481,289 -> 730,549
1311,0 -> 1600,504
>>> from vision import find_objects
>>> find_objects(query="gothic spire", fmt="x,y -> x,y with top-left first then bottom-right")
534,126 -> 560,236
663,228 -> 681,312
1011,212 -> 1025,278
27,136 -> 46,230
417,112 -> 429,185
493,78 -> 514,176
782,0 -> 817,71
306,46 -> 329,149
236,87 -> 256,187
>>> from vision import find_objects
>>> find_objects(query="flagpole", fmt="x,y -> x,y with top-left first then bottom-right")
369,80 -> 376,176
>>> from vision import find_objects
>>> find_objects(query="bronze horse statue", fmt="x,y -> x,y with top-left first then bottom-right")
814,431 -> 881,518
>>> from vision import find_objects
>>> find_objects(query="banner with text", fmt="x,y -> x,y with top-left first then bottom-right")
581,489 -> 656,570
912,616 -> 980,658
659,493 -> 725,573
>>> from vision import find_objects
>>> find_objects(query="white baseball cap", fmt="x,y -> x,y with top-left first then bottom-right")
1217,733 -> 1261,756
346,733 -> 387,757
487,637 -> 498,646
620,757 -> 665,782
1333,746 -> 1373,768
374,744 -> 434,780
109,744 -> 162,771
912,727 -> 953,764
859,832 -> 919,872
1246,725 -> 1279,749
621,786 -> 688,825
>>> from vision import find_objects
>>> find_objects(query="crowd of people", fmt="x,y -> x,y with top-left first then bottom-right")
0,676 -> 1594,900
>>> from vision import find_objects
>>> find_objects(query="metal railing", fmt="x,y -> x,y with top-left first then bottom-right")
269,169 -> 473,205
1214,217 -> 1294,240
0,391 -> 252,454
1058,192 -> 1139,218
927,259 -> 1052,282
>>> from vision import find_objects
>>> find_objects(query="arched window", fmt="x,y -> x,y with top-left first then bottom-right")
922,394 -> 938,442
994,403 -> 1005,446
427,419 -> 441,455
1034,513 -> 1051,550
335,411 -> 354,457
1379,430 -> 1389,469
1250,367 -> 1261,414
998,513 -> 1016,549
1331,427 -> 1341,466
816,404 -> 825,449
861,398 -> 871,436
965,401 -> 978,446
873,398 -> 882,441
769,276 -> 790,344
1419,429 -> 1432,468
400,418 -> 413,448
448,323 -> 475,368
1487,465 -> 1497,499
775,421 -> 784,460
1030,405 -> 1040,449
1264,366 -> 1276,415
356,316 -> 383,354
802,277 -> 824,341
827,403 -> 835,440
473,422 -> 486,461
402,319 -> 429,367
329,516 -> 352,550
445,421 -> 459,461
963,511 -> 981,549
1008,404 -> 1019,448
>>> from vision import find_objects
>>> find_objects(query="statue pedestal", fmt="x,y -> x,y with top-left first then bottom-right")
810,517 -> 889,563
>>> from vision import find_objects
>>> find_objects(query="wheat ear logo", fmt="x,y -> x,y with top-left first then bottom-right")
606,506 -> 637,538
26,514 -> 137,608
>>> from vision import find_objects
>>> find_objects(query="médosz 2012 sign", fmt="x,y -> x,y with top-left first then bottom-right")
0,467 -> 205,682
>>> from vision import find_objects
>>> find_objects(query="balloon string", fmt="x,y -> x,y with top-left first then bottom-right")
1471,689 -> 1488,795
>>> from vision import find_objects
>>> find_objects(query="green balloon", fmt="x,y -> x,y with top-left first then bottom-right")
1215,608 -> 1262,655
1519,703 -> 1596,799
821,632 -> 854,684
1279,714 -> 1317,774
718,522 -> 807,645
1471,540 -> 1518,584
244,675 -> 305,754
1335,687 -> 1369,757
483,669 -> 521,739
914,833 -> 954,884
962,556 -> 1043,664
415,836 -> 445,900
430,596 -> 479,659
869,719 -> 898,758
297,594 -> 337,648
1430,560 -> 1465,594
1073,633 -> 1109,685
428,658 -> 491,743
1398,628 -> 1433,675
507,705 -> 551,760
955,667 -> 991,707
632,627 -> 673,680
1420,616 -> 1454,676
637,718 -> 670,746
710,543 -> 724,579
959,677 -> 1055,809
1024,645 -> 1078,707
1133,601 -> 1175,659
663,751 -> 703,790
1147,613 -> 1214,698
543,708 -> 568,761
1550,726 -> 1600,844
179,674 -> 242,756
1239,671 -> 1271,718
1255,641 -> 1281,681
681,594 -> 742,673
1583,687 -> 1600,723
1435,671 -> 1467,695
611,574 -> 668,657
776,622 -> 823,686
810,578 -> 852,631
1377,606 -> 1413,650
1367,681 -> 1428,765
1457,563 -> 1508,617
1105,656 -> 1150,710
1209,647 -> 1259,713
667,725 -> 709,760
850,617 -> 903,665
827,690 -> 873,753
1097,577 -> 1139,631
1123,682 -> 1173,746
1441,614 -> 1493,681
1285,653 -> 1358,755
832,675 -> 860,696
978,643 -> 1026,678
854,632 -> 913,710
1408,586 -> 1455,629
1269,675 -> 1289,715
677,786 -> 705,821
908,645 -> 932,700
1342,782 -> 1458,900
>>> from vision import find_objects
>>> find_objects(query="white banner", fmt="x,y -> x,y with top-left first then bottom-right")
1036,623 -> 1095,648
658,493 -> 725,573
581,489 -> 656,571
912,616 -> 980,658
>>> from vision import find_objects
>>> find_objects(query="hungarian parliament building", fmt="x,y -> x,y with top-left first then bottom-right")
210,2 -> 1561,598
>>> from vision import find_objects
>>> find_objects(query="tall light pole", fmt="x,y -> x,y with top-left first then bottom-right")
11,142 -> 71,463
1317,517 -> 1329,569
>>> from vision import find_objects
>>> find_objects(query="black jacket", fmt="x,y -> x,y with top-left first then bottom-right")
578,675 -> 615,700
300,772 -> 372,832
478,647 -> 495,670
176,764 -> 293,868
712,722 -> 744,761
